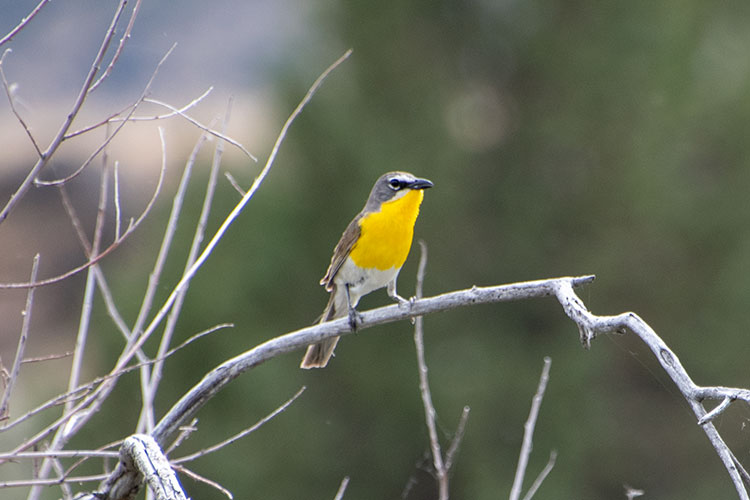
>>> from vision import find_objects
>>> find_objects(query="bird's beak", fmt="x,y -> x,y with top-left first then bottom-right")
408,178 -> 434,190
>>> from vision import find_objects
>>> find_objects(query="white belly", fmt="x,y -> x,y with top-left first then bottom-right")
334,256 -> 399,306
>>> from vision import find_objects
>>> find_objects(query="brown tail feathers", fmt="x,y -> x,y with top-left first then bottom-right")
300,290 -> 340,369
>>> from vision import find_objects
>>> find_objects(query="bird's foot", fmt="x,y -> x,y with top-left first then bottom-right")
393,294 -> 410,308
348,307 -> 363,331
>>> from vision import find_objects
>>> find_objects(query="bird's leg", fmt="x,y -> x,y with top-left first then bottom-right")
345,284 -> 362,330
387,278 -> 410,307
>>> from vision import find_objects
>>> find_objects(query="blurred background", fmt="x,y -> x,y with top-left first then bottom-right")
1,0 -> 750,499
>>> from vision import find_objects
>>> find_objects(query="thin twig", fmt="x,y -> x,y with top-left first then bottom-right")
130,120 -> 209,340
144,97 -> 258,162
412,241 -> 448,500
128,121 -> 197,431
172,464 -> 233,499
0,450 -> 119,461
172,387 -> 305,463
0,140 -> 167,289
224,172 -> 246,196
444,406 -> 470,473
0,254 -> 39,418
510,357 -> 552,500
165,419 -> 197,455
333,476 -> 350,500
117,49 -> 354,431
66,162 -> 109,413
114,161 -> 122,239
0,0 -> 52,47
35,44 -> 177,187
49,456 -> 73,499
0,49 -> 42,157
0,325 -> 229,441
22,127 -> 166,500
0,473 -> 108,488
161,324 -> 234,361
144,99 -> 234,427
57,181 -> 93,256
65,87 -> 214,139
698,397 -> 732,425
89,0 -> 143,93
56,161 -> 147,363
0,0 -> 127,225
521,451 -> 557,500
22,352 -> 73,364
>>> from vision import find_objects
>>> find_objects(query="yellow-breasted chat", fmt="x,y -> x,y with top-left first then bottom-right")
300,171 -> 433,368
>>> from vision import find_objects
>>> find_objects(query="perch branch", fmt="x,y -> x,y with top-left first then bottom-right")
151,276 -> 594,450
121,434 -> 187,500
552,280 -> 750,499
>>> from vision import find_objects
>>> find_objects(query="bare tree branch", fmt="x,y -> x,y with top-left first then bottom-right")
0,0 -> 52,47
0,49 -> 42,157
142,99 -> 235,431
172,387 -> 305,464
35,43 -> 177,187
624,484 -> 645,500
143,97 -> 258,162
0,324 -> 229,440
89,0 -> 144,93
103,48 -> 354,416
224,171 -> 247,196
0,473 -> 108,489
66,162 -> 110,413
121,434 -> 188,500
65,87 -> 214,139
0,254 -> 39,419
412,241 -> 450,500
0,143 -> 166,289
0,450 -> 119,461
510,357 -> 553,500
0,0 -> 128,224
443,406 -> 470,473
171,464 -> 233,499
333,476 -> 350,500
128,121 -> 206,434
521,451 -> 557,500
552,280 -> 750,499
151,276 -> 595,452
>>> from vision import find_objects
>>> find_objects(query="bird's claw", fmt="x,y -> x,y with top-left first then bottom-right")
394,294 -> 410,308
348,308 -> 363,331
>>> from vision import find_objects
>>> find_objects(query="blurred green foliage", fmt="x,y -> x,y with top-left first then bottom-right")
85,0 -> 750,499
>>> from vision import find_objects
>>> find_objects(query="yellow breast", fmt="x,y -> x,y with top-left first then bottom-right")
349,189 -> 424,271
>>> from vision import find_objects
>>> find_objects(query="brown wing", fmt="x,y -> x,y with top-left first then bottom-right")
320,213 -> 362,291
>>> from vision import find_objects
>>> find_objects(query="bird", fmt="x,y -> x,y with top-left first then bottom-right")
300,171 -> 433,368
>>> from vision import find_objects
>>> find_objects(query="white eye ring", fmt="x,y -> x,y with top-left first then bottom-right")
388,178 -> 402,190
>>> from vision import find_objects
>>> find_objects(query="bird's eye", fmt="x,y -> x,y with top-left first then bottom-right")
388,178 -> 402,190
